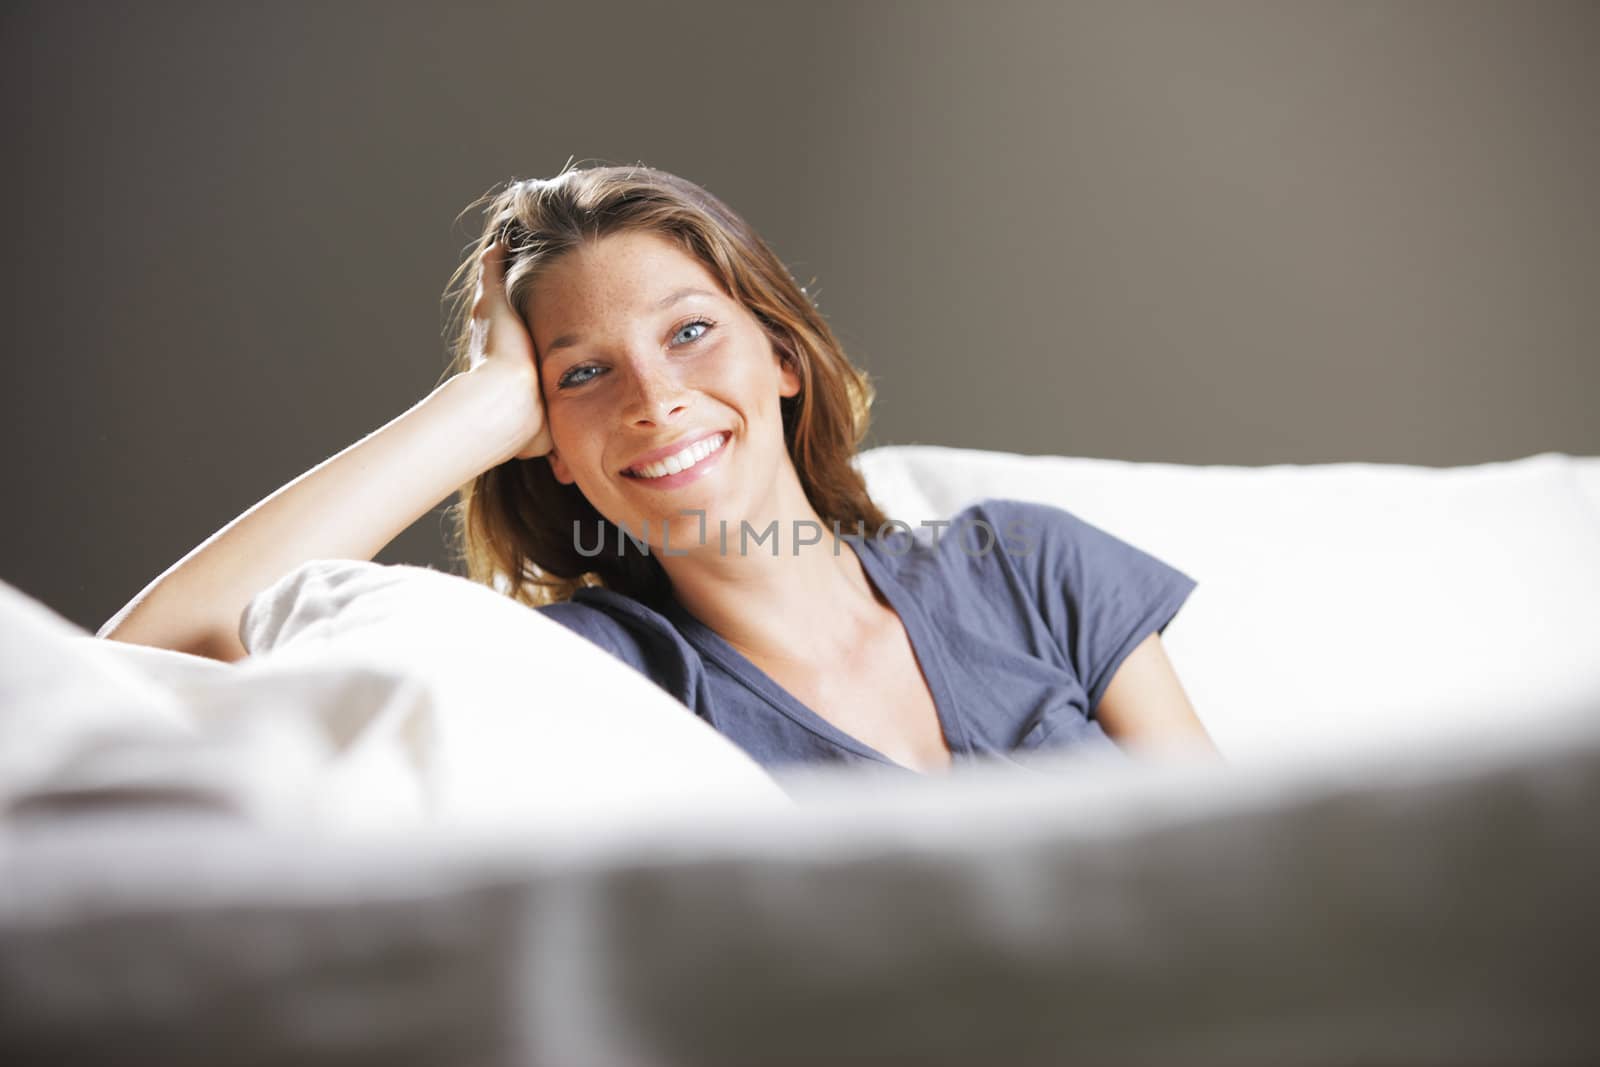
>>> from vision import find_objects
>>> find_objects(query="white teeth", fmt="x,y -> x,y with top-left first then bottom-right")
628,433 -> 727,480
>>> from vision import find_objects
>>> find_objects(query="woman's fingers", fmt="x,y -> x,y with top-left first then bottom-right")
480,238 -> 507,288
467,316 -> 491,371
465,235 -> 546,458
467,241 -> 511,368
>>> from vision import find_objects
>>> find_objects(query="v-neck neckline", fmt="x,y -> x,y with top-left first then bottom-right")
660,537 -> 969,774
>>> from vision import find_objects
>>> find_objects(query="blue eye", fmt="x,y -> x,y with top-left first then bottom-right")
673,317 -> 715,346
558,365 -> 602,389
557,318 -> 715,389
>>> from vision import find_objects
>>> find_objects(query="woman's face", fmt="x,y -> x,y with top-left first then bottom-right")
528,230 -> 802,541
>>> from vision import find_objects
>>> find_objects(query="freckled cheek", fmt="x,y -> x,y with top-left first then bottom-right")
542,401 -> 570,448
542,406 -> 596,474
688,348 -> 765,401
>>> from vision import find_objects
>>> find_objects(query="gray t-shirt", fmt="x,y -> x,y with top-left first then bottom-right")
538,499 -> 1197,776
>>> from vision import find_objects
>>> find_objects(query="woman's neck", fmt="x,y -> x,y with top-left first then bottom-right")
658,495 -> 887,667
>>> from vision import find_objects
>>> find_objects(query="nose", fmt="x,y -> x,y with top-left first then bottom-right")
620,356 -> 689,427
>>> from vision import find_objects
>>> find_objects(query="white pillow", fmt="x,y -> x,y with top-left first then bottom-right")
234,560 -> 790,835
0,580 -> 331,823
1,563 -> 788,836
859,446 -> 1600,761
0,581 -> 186,804
1575,457 -> 1600,525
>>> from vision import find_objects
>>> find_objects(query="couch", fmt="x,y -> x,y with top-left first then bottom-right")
3,445 -> 1597,1066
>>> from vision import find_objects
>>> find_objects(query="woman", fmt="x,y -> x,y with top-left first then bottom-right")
101,162 -> 1216,774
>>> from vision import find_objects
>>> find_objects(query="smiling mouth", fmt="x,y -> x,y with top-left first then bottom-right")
622,432 -> 730,480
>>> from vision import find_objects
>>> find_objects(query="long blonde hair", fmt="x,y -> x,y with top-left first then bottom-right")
440,161 -> 888,606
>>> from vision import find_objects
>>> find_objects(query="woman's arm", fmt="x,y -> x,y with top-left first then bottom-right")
1094,632 -> 1222,759
99,243 -> 545,663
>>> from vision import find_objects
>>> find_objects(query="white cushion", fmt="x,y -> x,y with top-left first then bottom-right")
235,560 -> 789,834
1,563 -> 788,835
0,583 -> 196,809
0,582 -> 335,824
859,446 -> 1600,761
1574,456 -> 1600,523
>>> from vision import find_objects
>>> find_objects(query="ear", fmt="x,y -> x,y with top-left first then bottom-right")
547,450 -> 575,485
776,352 -> 801,399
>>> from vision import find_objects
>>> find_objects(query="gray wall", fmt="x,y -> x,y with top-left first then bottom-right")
5,1 -> 1596,633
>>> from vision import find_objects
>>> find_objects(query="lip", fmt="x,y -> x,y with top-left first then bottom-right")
619,430 -> 728,474
619,431 -> 730,492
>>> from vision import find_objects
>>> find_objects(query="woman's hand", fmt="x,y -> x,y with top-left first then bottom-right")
466,240 -> 552,460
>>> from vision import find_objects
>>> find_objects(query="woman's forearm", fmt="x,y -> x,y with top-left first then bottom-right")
98,366 -> 535,662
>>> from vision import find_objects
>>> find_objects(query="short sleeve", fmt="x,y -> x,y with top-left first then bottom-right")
975,499 -> 1197,718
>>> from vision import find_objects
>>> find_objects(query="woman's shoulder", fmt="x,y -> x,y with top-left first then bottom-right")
865,497 -> 1085,566
862,496 -> 1193,620
943,496 -> 1079,535
936,496 -> 1191,578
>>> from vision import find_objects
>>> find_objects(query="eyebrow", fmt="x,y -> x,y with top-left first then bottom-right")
545,287 -> 719,355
